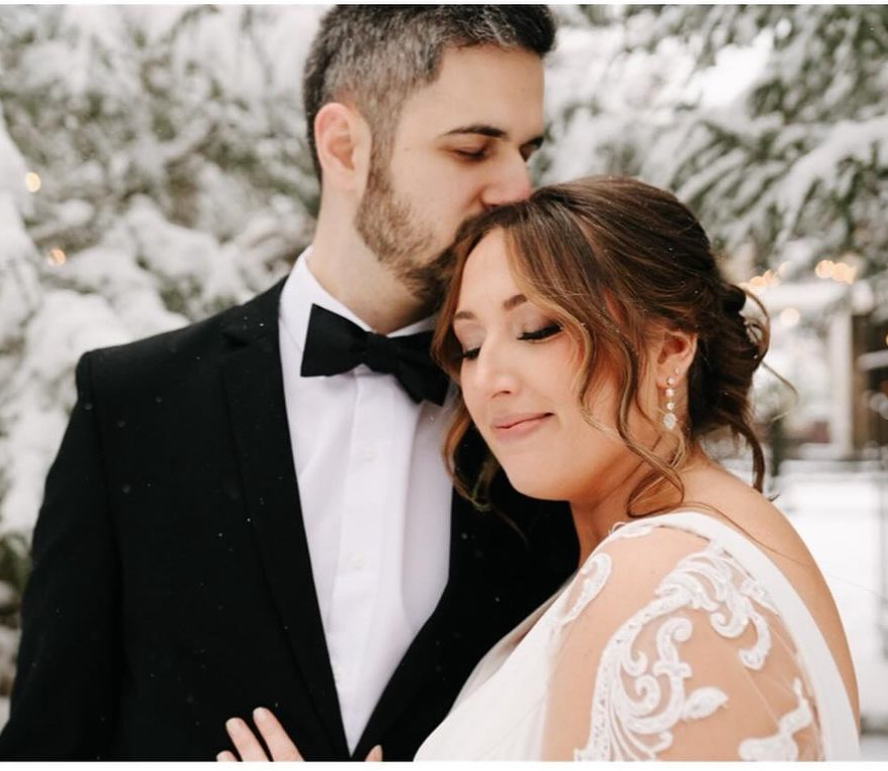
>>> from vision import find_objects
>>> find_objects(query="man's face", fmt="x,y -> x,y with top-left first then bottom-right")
355,44 -> 545,308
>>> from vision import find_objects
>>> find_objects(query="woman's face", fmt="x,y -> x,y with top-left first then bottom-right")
452,230 -> 653,505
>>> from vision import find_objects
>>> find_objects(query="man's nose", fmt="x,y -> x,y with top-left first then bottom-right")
480,153 -> 532,209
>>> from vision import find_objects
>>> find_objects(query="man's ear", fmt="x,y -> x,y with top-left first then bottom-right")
653,326 -> 697,387
314,102 -> 371,193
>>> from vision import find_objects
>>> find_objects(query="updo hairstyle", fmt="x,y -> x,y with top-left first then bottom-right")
431,176 -> 770,516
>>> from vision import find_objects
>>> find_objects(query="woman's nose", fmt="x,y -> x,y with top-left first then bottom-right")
472,344 -> 519,400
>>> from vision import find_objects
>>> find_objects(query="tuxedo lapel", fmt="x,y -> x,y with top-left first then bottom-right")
220,279 -> 348,756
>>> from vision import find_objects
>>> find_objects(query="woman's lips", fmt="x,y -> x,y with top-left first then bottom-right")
491,413 -> 552,440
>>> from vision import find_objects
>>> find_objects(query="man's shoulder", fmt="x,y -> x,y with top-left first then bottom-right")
82,277 -> 287,386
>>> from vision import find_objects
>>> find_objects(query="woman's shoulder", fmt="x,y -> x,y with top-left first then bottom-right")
545,507 -> 836,760
562,514 -> 769,657
681,465 -> 854,654
587,466 -> 859,728
662,463 -> 821,580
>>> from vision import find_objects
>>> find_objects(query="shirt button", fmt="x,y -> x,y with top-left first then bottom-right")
362,446 -> 377,462
351,553 -> 366,570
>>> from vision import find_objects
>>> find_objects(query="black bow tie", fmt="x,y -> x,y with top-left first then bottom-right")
300,304 -> 449,406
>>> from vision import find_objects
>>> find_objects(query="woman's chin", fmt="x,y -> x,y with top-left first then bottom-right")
502,468 -> 566,502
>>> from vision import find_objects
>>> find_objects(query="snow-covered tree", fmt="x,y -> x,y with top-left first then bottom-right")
543,5 -> 888,277
0,5 -> 324,689
2,3 -> 886,704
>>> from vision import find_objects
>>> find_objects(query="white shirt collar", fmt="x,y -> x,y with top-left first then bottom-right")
280,246 -> 437,355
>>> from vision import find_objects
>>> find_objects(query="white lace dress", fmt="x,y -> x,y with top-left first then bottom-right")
415,511 -> 859,761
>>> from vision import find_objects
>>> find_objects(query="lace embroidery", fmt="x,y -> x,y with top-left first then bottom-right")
738,679 -> 814,761
609,520 -> 656,539
559,553 -> 612,628
573,538 -> 777,761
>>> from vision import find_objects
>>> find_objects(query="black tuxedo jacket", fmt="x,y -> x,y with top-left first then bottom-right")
0,278 -> 578,760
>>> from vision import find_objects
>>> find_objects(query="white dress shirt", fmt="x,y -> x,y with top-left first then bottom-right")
278,249 -> 452,752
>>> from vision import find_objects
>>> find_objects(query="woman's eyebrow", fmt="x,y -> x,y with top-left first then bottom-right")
503,294 -> 527,311
453,294 -> 527,322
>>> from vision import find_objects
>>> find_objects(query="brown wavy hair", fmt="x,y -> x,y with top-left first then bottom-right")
431,176 -> 770,516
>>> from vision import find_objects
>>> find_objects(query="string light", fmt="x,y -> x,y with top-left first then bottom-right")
815,259 -> 834,278
25,172 -> 41,193
744,270 -> 779,290
832,262 -> 856,284
779,307 -> 800,328
47,248 -> 67,266
815,259 -> 856,284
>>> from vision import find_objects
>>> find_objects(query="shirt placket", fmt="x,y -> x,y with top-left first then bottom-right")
326,370 -> 392,745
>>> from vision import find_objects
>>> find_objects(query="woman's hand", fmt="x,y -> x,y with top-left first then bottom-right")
216,707 -> 382,762
217,707 -> 301,761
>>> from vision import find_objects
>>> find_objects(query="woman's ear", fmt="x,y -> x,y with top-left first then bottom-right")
653,326 -> 697,387
314,102 -> 371,193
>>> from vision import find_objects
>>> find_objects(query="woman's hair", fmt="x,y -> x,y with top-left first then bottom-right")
431,175 -> 770,516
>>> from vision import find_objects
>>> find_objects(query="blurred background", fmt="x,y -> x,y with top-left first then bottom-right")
0,5 -> 886,756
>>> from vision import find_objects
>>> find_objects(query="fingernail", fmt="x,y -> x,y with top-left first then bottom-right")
254,706 -> 270,722
369,745 -> 383,761
226,717 -> 243,734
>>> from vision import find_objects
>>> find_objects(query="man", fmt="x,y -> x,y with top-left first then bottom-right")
0,6 -> 576,760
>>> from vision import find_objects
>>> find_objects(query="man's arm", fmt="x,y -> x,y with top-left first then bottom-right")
0,352 -> 121,759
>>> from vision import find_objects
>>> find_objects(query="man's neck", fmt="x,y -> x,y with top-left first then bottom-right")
309,210 -> 431,335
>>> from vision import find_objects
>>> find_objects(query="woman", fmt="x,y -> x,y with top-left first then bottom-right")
219,176 -> 859,761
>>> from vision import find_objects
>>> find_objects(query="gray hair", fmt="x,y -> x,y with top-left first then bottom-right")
302,5 -> 557,180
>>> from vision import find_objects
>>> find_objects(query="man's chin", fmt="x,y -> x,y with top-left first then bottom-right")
403,248 -> 456,308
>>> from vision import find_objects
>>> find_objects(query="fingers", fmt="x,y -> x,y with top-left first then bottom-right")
366,745 -> 383,762
225,716 -> 270,761
218,715 -> 378,763
253,707 -> 304,761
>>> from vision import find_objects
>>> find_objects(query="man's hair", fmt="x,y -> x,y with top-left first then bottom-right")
302,5 -> 556,180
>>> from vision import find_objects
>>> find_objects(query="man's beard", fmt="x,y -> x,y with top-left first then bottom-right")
355,159 -> 455,309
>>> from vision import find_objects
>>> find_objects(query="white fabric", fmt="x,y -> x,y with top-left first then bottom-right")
278,250 -> 452,751
415,511 -> 859,761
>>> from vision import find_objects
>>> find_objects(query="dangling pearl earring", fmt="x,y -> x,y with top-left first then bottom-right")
663,368 -> 679,431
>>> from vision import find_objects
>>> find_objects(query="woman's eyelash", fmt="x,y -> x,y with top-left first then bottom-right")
458,324 -> 561,361
519,324 -> 562,341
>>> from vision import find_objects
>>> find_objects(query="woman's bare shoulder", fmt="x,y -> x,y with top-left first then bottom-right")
679,462 -> 859,722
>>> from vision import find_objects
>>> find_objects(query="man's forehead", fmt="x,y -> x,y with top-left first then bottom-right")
432,44 -> 543,92
398,46 -> 545,140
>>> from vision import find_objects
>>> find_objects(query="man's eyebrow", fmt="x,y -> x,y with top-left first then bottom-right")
440,125 -> 544,149
441,124 -> 507,140
453,294 -> 527,322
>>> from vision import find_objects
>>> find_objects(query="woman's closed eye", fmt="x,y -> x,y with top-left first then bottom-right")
458,324 -> 562,361
458,345 -> 481,361
519,324 -> 562,342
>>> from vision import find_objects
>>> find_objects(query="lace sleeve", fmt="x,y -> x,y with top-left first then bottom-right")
541,523 -> 824,761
